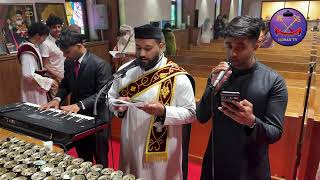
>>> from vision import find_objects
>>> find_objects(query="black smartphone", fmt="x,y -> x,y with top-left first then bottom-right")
221,91 -> 240,103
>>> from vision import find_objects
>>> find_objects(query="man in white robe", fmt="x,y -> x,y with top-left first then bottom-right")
18,22 -> 53,105
108,24 -> 196,180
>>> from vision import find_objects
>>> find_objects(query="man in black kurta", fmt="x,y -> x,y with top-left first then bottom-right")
197,16 -> 288,180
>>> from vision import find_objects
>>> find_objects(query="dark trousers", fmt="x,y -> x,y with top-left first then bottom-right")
200,133 -> 213,180
74,128 -> 109,167
182,123 -> 192,180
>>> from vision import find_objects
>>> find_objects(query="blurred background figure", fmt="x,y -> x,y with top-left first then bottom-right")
257,19 -> 274,48
222,14 -> 228,25
198,17 -> 213,44
162,22 -> 177,55
214,15 -> 225,39
311,18 -> 320,32
113,24 -> 136,72
260,21 -> 274,48
68,24 -> 86,42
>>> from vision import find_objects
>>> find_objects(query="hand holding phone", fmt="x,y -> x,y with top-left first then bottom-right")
221,91 -> 240,103
218,95 -> 256,127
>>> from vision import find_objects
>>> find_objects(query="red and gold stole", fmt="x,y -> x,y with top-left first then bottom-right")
118,61 -> 189,162
17,42 -> 43,70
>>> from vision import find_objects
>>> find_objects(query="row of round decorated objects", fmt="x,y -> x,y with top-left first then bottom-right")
0,137 -> 137,180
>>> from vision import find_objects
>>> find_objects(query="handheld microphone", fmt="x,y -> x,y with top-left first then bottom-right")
211,62 -> 232,89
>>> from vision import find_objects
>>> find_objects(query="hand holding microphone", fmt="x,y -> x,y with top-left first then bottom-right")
210,61 -> 232,91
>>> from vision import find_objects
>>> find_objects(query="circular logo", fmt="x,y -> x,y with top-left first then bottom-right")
269,8 -> 307,46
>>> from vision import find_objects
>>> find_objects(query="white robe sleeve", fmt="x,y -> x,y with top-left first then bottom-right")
21,53 -> 53,92
164,74 -> 196,125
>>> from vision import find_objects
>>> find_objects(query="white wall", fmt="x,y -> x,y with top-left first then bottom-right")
177,0 -> 182,28
122,0 -> 171,28
119,0 -> 126,25
248,0 -> 262,18
229,0 -> 242,20
196,0 -> 215,27
87,0 -> 98,40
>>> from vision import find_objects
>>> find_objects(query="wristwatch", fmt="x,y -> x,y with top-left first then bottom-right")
77,101 -> 85,111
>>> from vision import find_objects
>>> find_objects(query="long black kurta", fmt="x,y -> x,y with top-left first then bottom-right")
197,61 -> 288,180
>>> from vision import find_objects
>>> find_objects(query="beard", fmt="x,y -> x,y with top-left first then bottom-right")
16,20 -> 23,25
136,54 -> 161,71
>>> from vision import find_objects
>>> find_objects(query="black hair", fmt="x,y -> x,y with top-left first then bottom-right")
27,22 -> 50,38
56,30 -> 83,50
46,14 -> 63,28
224,15 -> 261,42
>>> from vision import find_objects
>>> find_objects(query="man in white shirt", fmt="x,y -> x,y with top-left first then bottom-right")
40,15 -> 65,98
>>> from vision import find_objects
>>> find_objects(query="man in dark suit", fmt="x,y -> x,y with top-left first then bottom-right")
41,30 -> 112,166
197,16 -> 288,180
